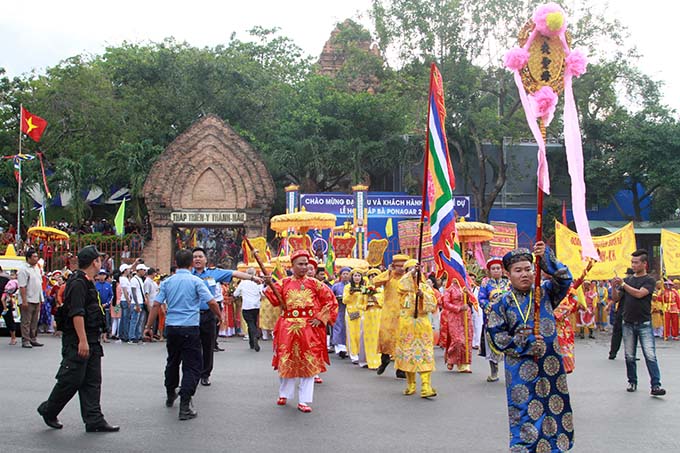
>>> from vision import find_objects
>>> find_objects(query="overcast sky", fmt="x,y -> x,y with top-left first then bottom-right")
1,0 -> 677,111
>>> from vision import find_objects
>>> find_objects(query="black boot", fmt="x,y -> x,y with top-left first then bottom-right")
395,369 -> 406,379
166,389 -> 178,408
376,354 -> 390,375
179,396 -> 197,420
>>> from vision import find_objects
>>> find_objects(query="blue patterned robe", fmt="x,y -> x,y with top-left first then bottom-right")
330,280 -> 347,346
488,249 -> 574,453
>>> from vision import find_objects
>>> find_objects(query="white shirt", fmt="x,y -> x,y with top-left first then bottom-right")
129,275 -> 146,306
144,277 -> 159,303
119,275 -> 131,302
233,280 -> 263,310
17,264 -> 44,304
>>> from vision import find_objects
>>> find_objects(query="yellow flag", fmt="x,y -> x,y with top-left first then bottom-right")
555,221 -> 635,280
385,218 -> 393,238
661,229 -> 680,275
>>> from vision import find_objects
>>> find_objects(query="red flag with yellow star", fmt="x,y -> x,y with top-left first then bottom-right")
20,106 -> 48,142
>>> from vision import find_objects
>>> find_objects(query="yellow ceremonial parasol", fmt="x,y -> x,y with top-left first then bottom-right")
334,257 -> 369,272
270,255 -> 291,269
455,218 -> 495,244
27,226 -> 70,242
0,244 -> 27,270
270,210 -> 337,234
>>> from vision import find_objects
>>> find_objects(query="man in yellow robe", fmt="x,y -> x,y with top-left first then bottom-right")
373,254 -> 409,378
395,259 -> 438,398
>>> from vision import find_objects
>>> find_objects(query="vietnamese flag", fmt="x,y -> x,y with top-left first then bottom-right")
20,106 -> 48,142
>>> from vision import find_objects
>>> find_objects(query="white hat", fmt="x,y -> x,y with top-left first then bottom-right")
136,264 -> 149,271
119,264 -> 131,272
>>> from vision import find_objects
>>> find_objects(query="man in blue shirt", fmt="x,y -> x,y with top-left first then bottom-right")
144,249 -> 218,421
191,247 -> 261,386
94,269 -> 113,342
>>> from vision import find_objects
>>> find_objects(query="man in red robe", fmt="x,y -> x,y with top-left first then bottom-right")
264,250 -> 337,413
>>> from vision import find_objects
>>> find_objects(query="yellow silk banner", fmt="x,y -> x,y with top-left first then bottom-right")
661,229 -> 680,276
555,221 -> 636,280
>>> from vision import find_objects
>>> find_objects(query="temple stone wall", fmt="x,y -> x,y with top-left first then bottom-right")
142,115 -> 275,270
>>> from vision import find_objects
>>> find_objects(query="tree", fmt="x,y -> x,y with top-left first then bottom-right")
369,0 -> 660,223
105,140 -> 163,222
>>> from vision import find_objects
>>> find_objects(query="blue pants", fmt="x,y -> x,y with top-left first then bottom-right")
623,321 -> 662,388
119,301 -> 130,341
129,307 -> 145,341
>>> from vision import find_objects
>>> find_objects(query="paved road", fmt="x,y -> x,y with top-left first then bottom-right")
1,332 -> 678,452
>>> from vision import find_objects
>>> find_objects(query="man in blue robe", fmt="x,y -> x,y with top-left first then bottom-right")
488,242 -> 574,453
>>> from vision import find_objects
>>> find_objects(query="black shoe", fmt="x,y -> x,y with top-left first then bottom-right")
166,390 -> 178,407
31,341 -> 44,347
254,344 -> 260,352
627,383 -> 637,392
588,334 -> 595,339
200,377 -> 211,386
608,354 -> 616,360
651,386 -> 666,396
179,397 -> 197,420
377,355 -> 390,375
37,403 -> 62,429
395,369 -> 406,379
214,345 -> 224,352
338,351 -> 348,359
85,422 -> 120,432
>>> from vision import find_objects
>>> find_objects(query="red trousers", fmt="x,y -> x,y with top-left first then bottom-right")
664,312 -> 679,339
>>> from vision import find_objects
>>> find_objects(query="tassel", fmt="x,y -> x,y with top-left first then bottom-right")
37,151 -> 52,199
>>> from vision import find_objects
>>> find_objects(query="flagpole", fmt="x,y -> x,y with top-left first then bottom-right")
415,64 -> 436,319
16,104 -> 23,246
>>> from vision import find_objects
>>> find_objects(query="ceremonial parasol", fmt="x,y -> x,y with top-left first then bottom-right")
455,218 -> 495,244
27,226 -> 70,242
270,211 -> 337,234
454,219 -> 494,342
334,257 -> 369,273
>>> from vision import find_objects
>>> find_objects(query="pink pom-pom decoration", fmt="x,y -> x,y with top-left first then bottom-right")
565,49 -> 588,77
504,47 -> 530,71
530,86 -> 558,124
533,3 -> 567,37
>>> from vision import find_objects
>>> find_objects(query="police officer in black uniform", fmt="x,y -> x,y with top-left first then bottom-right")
37,245 -> 120,432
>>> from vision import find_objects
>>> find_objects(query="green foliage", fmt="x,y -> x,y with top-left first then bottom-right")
0,2 -> 678,231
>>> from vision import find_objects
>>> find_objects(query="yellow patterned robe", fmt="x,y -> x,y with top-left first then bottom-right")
394,274 -> 437,373
374,270 -> 402,356
259,294 -> 281,331
344,284 -> 365,360
363,289 -> 383,369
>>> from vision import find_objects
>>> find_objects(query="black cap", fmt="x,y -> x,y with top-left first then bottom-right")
77,245 -> 105,266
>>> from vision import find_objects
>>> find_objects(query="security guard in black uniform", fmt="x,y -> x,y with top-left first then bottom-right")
37,245 -> 120,432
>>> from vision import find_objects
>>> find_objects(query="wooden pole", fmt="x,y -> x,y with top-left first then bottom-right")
241,229 -> 284,306
533,119 -> 547,336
